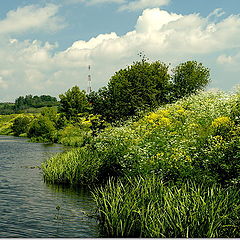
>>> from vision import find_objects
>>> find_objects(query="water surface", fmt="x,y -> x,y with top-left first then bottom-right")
0,135 -> 98,238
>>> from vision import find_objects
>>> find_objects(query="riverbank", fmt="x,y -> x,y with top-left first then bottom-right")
1,89 -> 239,237
42,89 -> 240,237
0,111 -> 97,146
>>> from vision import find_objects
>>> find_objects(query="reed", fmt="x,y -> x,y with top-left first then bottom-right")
92,176 -> 240,238
42,147 -> 101,185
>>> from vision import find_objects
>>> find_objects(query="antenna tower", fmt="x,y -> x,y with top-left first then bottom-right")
87,65 -> 92,94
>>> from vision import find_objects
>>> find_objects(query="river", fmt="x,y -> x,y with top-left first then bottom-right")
0,135 -> 99,238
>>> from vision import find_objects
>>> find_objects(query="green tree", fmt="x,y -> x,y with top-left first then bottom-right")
102,59 -> 171,121
12,116 -> 32,136
59,86 -> 91,120
87,87 -> 112,119
171,61 -> 210,100
27,115 -> 56,142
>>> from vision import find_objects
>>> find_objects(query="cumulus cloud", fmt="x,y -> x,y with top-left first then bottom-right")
217,52 -> 240,71
1,7 -> 240,101
217,55 -> 234,65
0,4 -> 64,35
119,0 -> 170,11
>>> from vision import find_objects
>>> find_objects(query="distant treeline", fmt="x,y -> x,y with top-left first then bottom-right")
0,95 -> 59,114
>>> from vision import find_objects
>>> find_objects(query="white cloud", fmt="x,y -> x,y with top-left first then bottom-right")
217,52 -> 240,71
217,55 -> 234,64
1,8 -> 240,101
0,77 -> 8,89
119,0 -> 170,11
135,8 -> 182,32
0,4 -> 64,35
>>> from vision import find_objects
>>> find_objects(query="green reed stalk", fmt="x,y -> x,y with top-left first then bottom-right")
92,176 -> 240,238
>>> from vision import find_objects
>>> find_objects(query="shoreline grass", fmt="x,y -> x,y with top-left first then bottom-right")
92,176 -> 240,238
27,89 -> 240,237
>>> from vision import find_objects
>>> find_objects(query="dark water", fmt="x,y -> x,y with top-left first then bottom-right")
0,135 -> 99,238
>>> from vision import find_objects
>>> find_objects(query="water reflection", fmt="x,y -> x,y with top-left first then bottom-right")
0,135 -> 98,238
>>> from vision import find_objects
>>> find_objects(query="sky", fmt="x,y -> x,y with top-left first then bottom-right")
0,0 -> 240,102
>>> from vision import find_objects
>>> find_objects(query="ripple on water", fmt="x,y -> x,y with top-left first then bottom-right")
0,136 -> 99,238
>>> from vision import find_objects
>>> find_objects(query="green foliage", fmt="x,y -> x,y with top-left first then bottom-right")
230,88 -> 240,124
42,147 -> 101,185
43,89 -> 240,186
199,117 -> 240,185
41,107 -> 59,127
91,59 -> 171,121
27,115 -> 57,142
11,115 -> 33,136
89,59 -> 210,122
0,114 -> 17,134
59,86 -> 91,121
93,177 -> 240,238
15,94 -> 58,111
87,87 -> 112,120
0,103 -> 15,115
42,89 -> 240,237
57,124 -> 89,147
171,61 -> 210,100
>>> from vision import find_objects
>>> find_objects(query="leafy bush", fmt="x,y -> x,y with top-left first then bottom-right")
43,90 -> 240,186
0,114 -> 16,135
11,115 -> 33,136
27,115 -> 57,142
57,124 -> 89,147
171,60 -> 210,100
59,86 -> 91,121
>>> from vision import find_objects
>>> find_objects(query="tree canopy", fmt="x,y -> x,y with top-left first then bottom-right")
89,59 -> 210,122
14,94 -> 58,111
59,86 -> 91,120
171,61 -> 210,100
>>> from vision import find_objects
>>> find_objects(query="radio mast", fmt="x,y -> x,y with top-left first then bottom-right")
87,65 -> 92,94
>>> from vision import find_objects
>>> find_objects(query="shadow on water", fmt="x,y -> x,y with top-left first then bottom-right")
0,135 -> 99,238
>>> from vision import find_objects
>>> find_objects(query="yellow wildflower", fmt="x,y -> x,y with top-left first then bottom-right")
158,109 -> 170,117
160,117 -> 171,126
211,116 -> 232,128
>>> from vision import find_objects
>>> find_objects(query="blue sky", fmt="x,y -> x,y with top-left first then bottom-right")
0,0 -> 240,101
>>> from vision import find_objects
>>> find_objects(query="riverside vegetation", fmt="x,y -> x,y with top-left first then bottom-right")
1,58 -> 239,237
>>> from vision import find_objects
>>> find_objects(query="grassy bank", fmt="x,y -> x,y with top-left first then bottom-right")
41,89 -> 240,237
42,90 -> 240,186
0,110 -> 96,145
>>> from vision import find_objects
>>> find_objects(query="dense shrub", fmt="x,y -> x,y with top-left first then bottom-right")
43,90 -> 240,186
27,115 -> 57,142
90,59 -> 210,122
42,89 -> 240,237
0,114 -> 18,135
11,115 -> 33,136
59,86 -> 91,121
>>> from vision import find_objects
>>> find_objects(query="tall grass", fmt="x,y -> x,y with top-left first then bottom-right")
92,176 -> 240,238
42,147 -> 100,185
